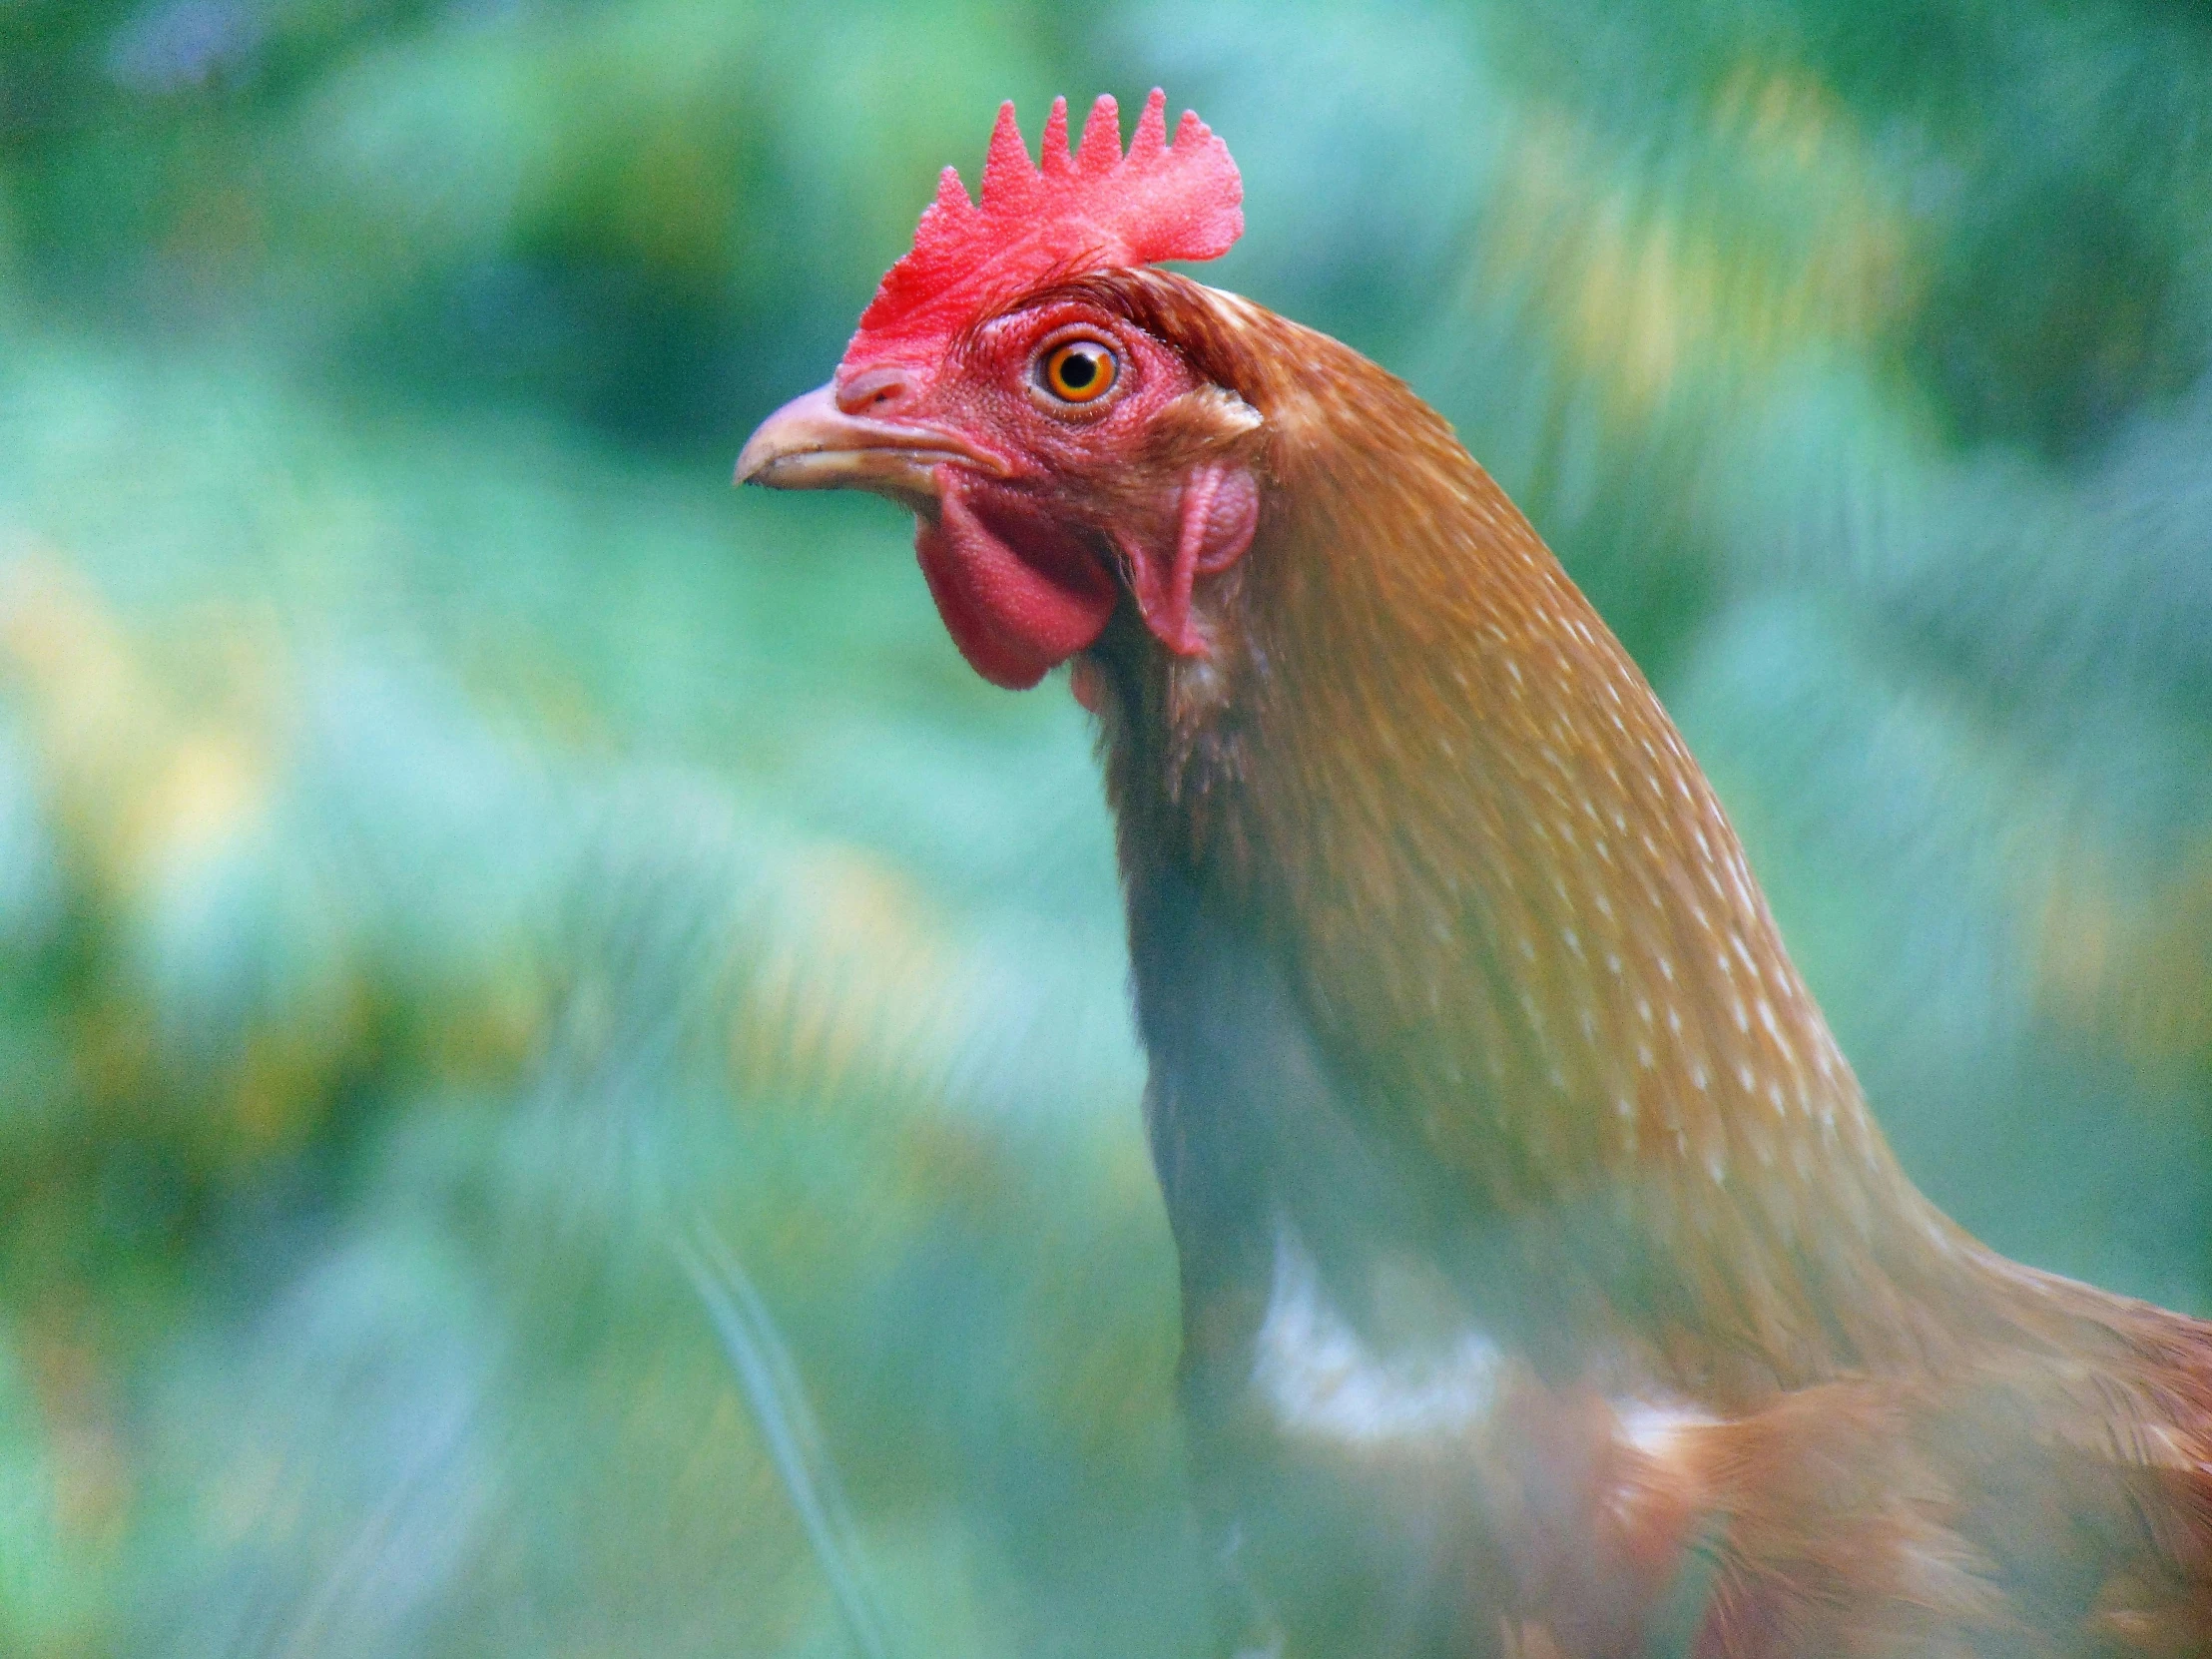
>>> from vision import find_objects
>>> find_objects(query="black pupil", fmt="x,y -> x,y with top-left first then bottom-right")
1058,348 -> 1100,390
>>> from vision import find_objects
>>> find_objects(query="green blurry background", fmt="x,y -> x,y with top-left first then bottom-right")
2,2 -> 2210,1654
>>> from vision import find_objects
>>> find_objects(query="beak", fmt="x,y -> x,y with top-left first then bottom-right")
734,382 -> 1004,506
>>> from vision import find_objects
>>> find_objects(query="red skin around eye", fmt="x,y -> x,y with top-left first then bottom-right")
894,301 -> 1259,687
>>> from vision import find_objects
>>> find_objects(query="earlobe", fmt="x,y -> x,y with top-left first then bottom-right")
1122,462 -> 1260,657
1157,384 -> 1265,448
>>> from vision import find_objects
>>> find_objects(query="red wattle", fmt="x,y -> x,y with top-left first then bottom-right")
913,477 -> 1118,690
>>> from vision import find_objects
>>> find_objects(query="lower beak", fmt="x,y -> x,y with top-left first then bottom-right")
734,382 -> 1001,506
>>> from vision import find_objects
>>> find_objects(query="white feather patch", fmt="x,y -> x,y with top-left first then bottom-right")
1251,1227 -> 1505,1443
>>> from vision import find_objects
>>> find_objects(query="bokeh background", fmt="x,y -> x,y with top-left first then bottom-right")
3,1 -> 2211,1654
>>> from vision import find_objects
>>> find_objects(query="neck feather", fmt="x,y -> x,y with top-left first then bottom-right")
1093,285 -> 2017,1392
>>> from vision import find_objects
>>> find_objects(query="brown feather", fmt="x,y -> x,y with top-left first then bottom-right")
1072,269 -> 2212,1655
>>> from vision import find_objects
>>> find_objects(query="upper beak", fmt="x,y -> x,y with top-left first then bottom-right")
734,382 -> 1004,506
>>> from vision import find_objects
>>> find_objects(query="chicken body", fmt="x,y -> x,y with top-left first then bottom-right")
738,102 -> 2212,1657
1078,274 -> 2212,1659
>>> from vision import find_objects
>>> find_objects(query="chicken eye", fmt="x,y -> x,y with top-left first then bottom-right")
1038,339 -> 1119,405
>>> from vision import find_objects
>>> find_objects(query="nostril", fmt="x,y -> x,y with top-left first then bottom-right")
836,365 -> 912,415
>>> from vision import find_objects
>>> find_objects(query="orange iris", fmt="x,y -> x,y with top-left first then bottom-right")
1040,340 -> 1118,403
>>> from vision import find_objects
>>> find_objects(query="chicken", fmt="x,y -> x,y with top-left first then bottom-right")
736,92 -> 2212,1658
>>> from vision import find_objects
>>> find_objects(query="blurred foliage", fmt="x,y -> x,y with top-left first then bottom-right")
1,1 -> 2210,1655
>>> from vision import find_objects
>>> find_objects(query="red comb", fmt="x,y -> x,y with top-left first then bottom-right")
840,91 -> 1244,372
